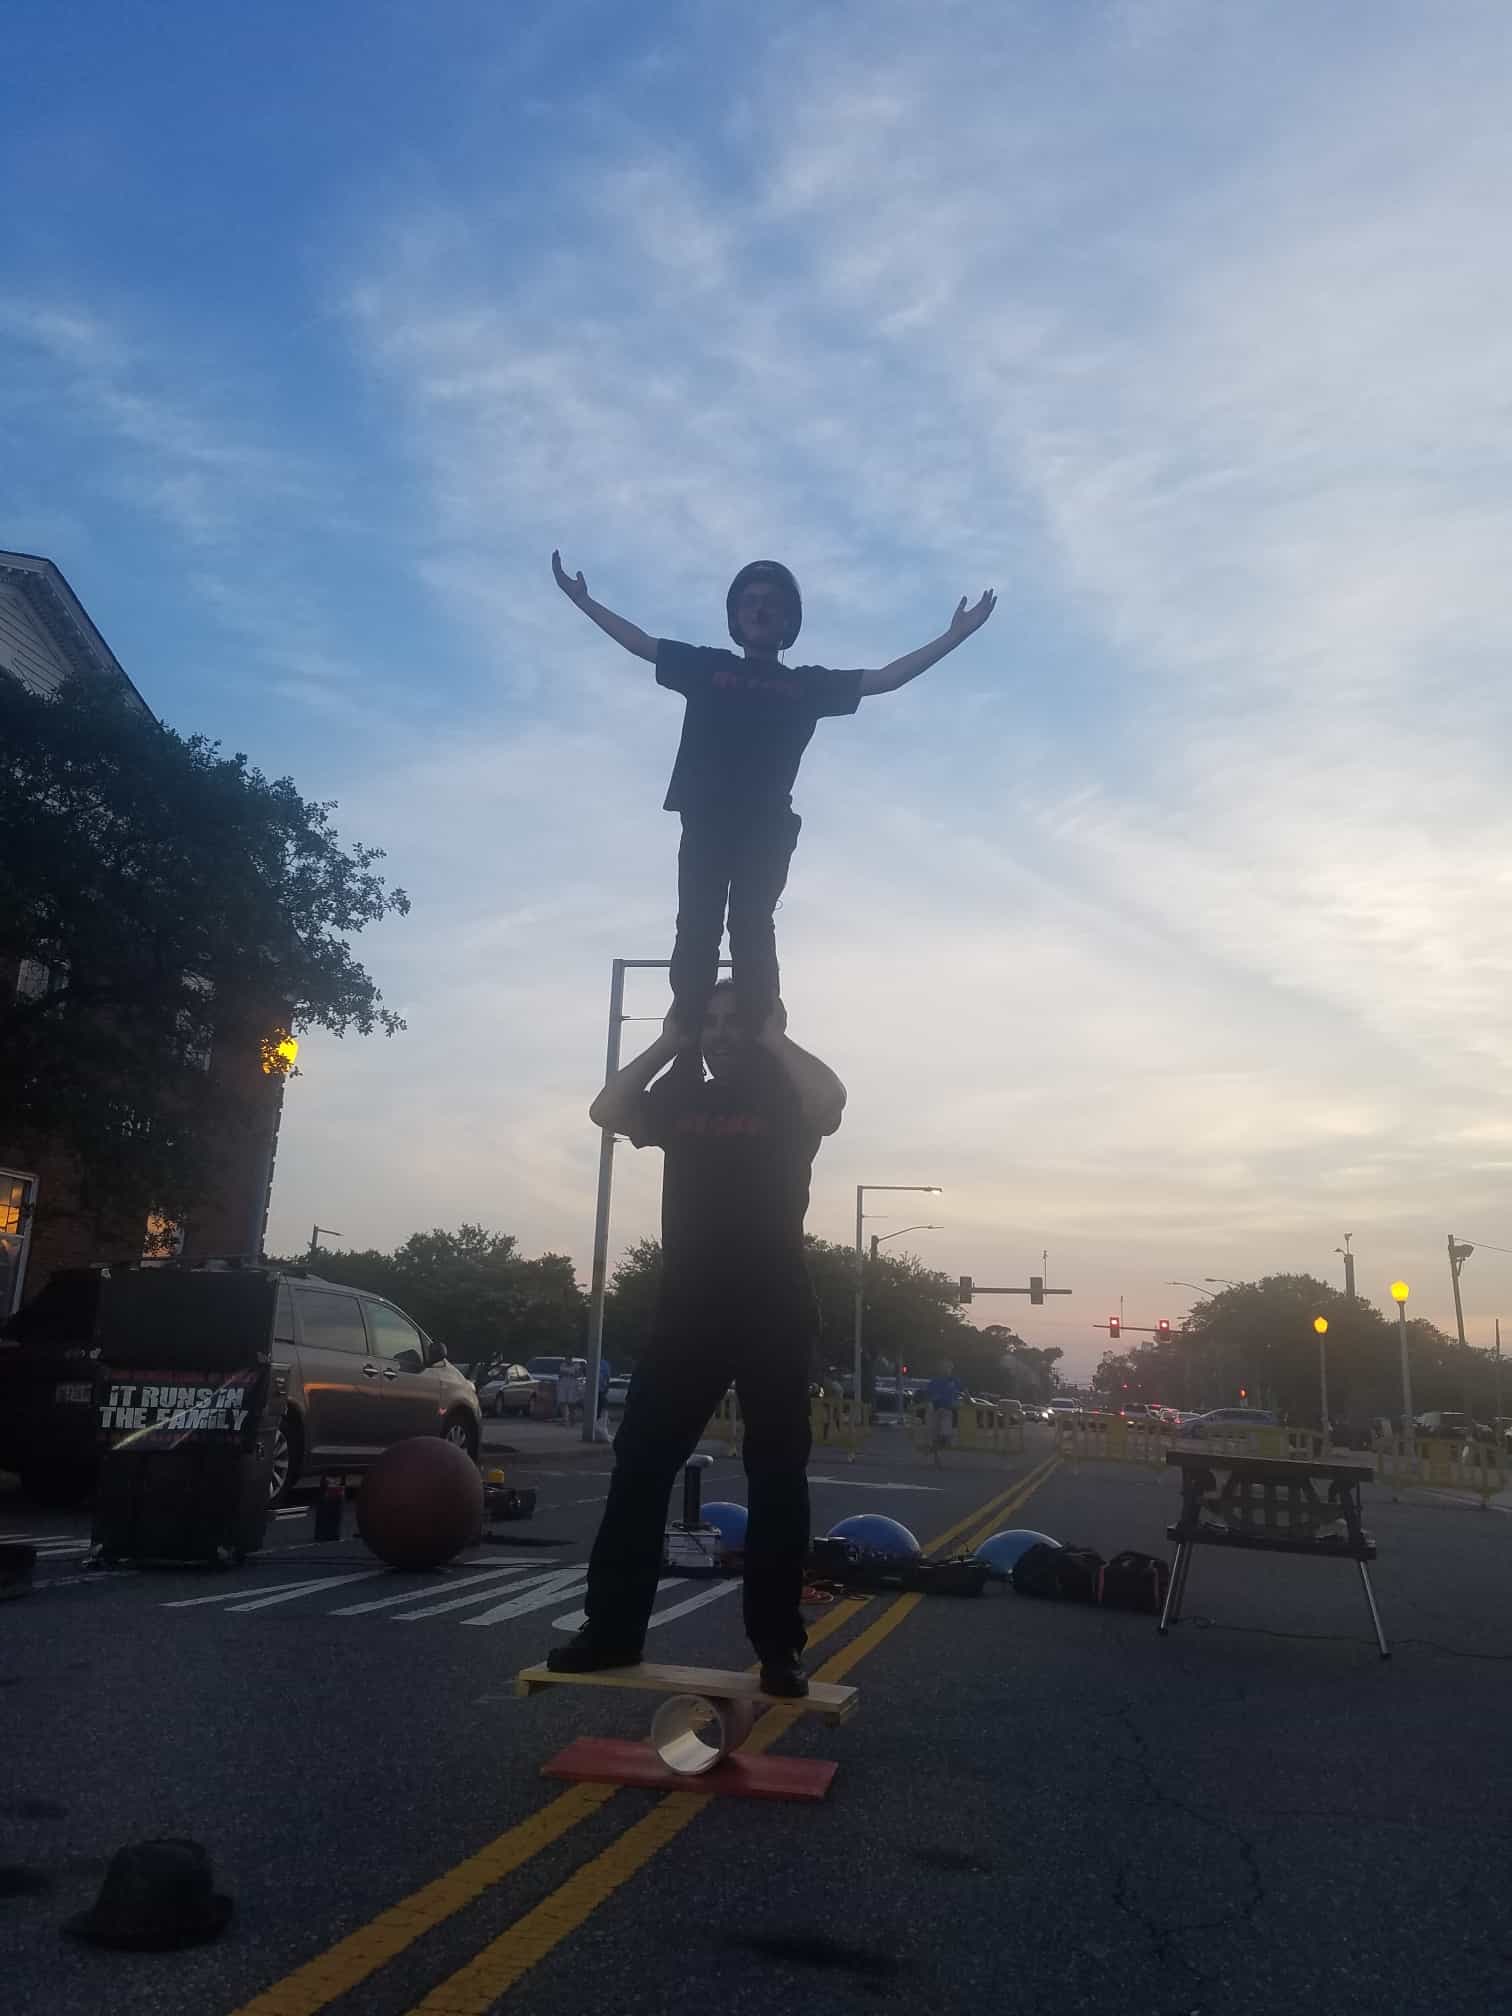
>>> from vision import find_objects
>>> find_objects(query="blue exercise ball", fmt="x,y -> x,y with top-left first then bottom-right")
826,1514 -> 922,1562
972,1529 -> 1061,1580
702,1502 -> 749,1551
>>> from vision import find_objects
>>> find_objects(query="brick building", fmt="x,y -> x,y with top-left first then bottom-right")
1,550 -> 287,1313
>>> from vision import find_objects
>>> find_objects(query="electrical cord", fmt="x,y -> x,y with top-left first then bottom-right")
1187,1616 -> 1512,1660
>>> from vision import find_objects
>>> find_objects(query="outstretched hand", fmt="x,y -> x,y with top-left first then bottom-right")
947,589 -> 996,644
552,549 -> 590,608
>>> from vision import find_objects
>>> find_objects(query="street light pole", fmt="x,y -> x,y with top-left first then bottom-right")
853,1184 -> 942,1444
871,1225 -> 941,1261
582,957 -> 731,1444
308,1225 -> 342,1263
1313,1317 -> 1330,1445
1390,1281 -> 1413,1458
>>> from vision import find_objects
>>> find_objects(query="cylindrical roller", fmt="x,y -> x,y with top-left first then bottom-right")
648,1693 -> 756,1775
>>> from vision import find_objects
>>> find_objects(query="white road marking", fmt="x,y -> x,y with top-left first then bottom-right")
226,1570 -> 389,1612
165,1576 -> 333,1608
808,1476 -> 942,1492
642,1578 -> 743,1629
552,1577 -> 680,1634
457,1570 -> 590,1627
334,1562 -> 539,1616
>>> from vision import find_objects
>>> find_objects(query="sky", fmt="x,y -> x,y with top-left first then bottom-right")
5,0 -> 1512,1380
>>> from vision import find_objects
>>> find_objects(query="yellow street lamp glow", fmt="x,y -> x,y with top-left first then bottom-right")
1390,1280 -> 1410,1305
261,1033 -> 300,1077
1313,1317 -> 1328,1335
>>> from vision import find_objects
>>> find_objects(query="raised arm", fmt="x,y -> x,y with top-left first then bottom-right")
859,589 -> 996,697
552,550 -> 658,663
589,1010 -> 686,1133
757,1003 -> 847,1136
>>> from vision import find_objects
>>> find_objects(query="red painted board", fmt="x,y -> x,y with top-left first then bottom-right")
541,1737 -> 837,1803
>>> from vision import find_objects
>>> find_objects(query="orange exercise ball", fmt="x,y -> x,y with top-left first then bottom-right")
356,1437 -> 483,1570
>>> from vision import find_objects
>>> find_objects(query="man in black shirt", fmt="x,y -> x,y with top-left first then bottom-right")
547,980 -> 846,1698
551,550 -> 996,1031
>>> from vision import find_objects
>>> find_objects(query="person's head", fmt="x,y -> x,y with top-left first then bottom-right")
698,978 -> 745,1079
726,561 -> 802,658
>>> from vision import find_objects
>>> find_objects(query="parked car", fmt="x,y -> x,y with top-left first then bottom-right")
1179,1407 -> 1281,1440
526,1356 -> 569,1381
605,1375 -> 633,1410
1,1264 -> 482,1510
476,1363 -> 536,1418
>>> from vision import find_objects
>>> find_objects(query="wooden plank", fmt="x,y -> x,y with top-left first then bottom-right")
514,1660 -> 858,1725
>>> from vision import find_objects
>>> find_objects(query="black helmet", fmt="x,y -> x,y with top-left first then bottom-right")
726,561 -> 802,651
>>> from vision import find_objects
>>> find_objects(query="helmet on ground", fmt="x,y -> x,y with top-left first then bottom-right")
726,561 -> 802,651
701,1502 -> 749,1553
972,1529 -> 1061,1580
826,1513 -> 921,1563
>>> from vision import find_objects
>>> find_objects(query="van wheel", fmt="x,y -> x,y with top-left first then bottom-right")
269,1412 -> 302,1507
444,1414 -> 479,1463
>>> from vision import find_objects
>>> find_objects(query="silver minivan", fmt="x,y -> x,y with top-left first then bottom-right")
270,1273 -> 481,1503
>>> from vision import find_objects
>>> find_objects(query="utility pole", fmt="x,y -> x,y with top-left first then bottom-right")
1496,1318 -> 1504,1429
1336,1232 -> 1356,1301
1447,1233 -> 1473,1352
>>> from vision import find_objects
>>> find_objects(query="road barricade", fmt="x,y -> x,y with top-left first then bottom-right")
810,1398 -> 870,1452
914,1402 -> 1025,1459
701,1391 -> 742,1455
1055,1416 -> 1172,1468
1375,1436 -> 1508,1508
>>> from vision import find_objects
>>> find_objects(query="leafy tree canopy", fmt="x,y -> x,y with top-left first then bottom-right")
0,675 -> 408,1225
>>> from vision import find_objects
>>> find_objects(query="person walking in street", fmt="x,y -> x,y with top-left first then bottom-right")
551,549 -> 995,1034
548,979 -> 845,1698
926,1361 -> 965,1468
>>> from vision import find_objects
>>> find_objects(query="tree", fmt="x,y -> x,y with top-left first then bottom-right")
0,674 -> 408,1228
601,1236 -> 977,1391
983,1322 -> 1064,1401
270,1224 -> 587,1370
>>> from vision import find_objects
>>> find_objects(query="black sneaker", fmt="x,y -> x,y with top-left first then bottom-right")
758,1653 -> 809,1699
545,1627 -> 643,1674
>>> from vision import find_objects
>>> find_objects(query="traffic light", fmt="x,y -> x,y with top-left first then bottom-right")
1029,1275 -> 1044,1306
900,1364 -> 909,1378
1108,1315 -> 1121,1339
1239,1387 -> 1247,1401
958,1276 -> 973,1305
1156,1318 -> 1171,1340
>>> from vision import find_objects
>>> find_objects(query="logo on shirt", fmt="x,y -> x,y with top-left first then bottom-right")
675,1110 -> 772,1139
711,666 -> 803,700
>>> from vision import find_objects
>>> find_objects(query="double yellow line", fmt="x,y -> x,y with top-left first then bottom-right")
234,1450 -> 1058,2016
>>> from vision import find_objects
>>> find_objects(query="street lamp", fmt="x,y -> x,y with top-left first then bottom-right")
1313,1317 -> 1330,1444
855,1185 -> 942,1440
1390,1281 -> 1413,1457
307,1225 -> 342,1263
870,1224 -> 942,1260
1204,1277 -> 1239,1290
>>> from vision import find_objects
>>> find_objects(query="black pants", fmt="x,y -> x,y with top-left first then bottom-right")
584,1314 -> 813,1657
669,807 -> 801,1027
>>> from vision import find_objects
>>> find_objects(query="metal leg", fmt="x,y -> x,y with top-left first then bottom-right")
1357,1559 -> 1390,1660
1158,1544 -> 1188,1635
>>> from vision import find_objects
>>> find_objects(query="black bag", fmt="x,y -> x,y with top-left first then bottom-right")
900,1555 -> 989,1597
1011,1542 -> 1104,1602
1099,1550 -> 1171,1614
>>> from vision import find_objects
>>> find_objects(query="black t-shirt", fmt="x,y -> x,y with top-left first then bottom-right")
655,640 -> 864,815
628,1053 -> 824,1316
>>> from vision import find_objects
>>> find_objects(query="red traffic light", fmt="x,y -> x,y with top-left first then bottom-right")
1108,1316 -> 1121,1338
1156,1318 -> 1171,1338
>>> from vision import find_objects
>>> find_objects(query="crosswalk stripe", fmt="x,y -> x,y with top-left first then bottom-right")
165,1576 -> 330,1609
225,1571 -> 388,1613
457,1571 -> 590,1628
396,1568 -> 584,1625
641,1578 -> 743,1629
551,1577 -> 680,1634
334,1563 -> 539,1617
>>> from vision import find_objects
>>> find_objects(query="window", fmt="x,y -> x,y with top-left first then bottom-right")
292,1289 -> 368,1356
364,1301 -> 427,1370
274,1282 -> 296,1344
14,959 -> 49,1002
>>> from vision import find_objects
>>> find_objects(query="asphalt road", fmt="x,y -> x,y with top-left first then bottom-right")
2,1429 -> 1509,2015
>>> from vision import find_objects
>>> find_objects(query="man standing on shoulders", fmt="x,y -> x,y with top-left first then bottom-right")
549,980 -> 845,1698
